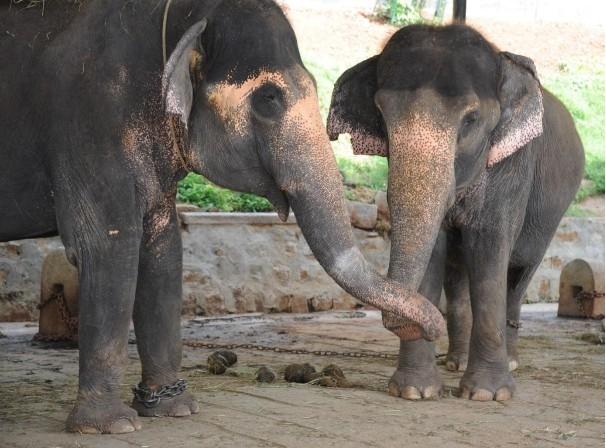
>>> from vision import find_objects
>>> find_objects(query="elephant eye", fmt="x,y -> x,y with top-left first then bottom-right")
251,83 -> 285,120
463,110 -> 479,126
458,110 -> 480,142
461,110 -> 479,128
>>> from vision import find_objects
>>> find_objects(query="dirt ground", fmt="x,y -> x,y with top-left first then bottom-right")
1,304 -> 603,448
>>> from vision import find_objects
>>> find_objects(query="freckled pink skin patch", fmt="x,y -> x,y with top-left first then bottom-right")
488,90 -> 543,166
207,71 -> 289,136
121,103 -> 179,258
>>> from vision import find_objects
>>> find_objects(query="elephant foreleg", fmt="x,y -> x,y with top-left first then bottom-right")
387,231 -> 446,400
459,231 -> 514,401
131,206 -> 199,418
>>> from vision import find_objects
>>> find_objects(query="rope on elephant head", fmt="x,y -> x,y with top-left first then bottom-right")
162,0 -> 174,65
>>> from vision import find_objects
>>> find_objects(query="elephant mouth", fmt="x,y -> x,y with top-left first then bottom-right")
266,186 -> 290,222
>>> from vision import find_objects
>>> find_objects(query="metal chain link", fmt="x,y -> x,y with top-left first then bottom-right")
183,339 -> 399,359
575,290 -> 605,317
34,287 -> 78,342
132,379 -> 188,408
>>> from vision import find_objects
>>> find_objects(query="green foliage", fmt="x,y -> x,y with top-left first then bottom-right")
565,203 -> 594,217
543,65 -> 605,199
303,59 -> 342,119
388,0 -> 425,26
337,154 -> 389,191
574,155 -> 605,203
177,173 -> 272,212
374,0 -> 431,26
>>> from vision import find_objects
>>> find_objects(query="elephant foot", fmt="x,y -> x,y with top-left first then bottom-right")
445,350 -> 468,372
388,365 -> 442,400
66,399 -> 142,434
459,367 -> 515,401
132,391 -> 199,418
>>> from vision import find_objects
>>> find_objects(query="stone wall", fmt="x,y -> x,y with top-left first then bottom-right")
0,214 -> 602,321
180,213 -> 389,316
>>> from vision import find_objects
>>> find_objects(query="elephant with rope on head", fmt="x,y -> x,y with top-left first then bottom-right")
0,0 -> 444,433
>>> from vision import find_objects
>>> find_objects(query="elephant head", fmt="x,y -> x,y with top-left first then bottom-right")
327,24 -> 543,332
161,1 -> 444,339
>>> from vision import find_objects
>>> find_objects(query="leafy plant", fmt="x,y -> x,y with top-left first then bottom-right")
543,65 -> 605,200
388,0 -> 425,26
374,0 -> 432,26
177,173 -> 272,212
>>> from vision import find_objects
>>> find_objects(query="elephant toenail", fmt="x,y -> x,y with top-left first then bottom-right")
388,382 -> 402,397
495,387 -> 512,401
401,386 -> 422,400
171,404 -> 192,417
422,386 -> 440,399
107,419 -> 138,434
471,389 -> 493,401
75,426 -> 101,435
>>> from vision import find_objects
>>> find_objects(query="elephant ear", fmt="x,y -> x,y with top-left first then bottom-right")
487,51 -> 544,167
162,19 -> 207,128
327,56 -> 388,156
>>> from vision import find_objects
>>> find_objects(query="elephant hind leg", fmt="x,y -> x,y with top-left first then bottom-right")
506,264 -> 540,372
53,170 -> 144,434
444,233 -> 471,372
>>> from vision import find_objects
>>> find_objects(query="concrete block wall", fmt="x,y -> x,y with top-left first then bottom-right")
524,217 -> 604,302
180,213 -> 389,316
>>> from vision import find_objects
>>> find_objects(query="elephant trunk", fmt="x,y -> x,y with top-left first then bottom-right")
272,108 -> 445,340
382,110 -> 456,335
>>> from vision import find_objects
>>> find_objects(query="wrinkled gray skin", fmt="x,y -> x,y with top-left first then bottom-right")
328,24 -> 584,401
0,0 -> 444,434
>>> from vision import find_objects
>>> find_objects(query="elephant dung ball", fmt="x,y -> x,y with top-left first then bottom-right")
284,363 -> 319,383
321,364 -> 345,379
207,350 -> 237,375
320,364 -> 350,387
215,350 -> 237,366
255,366 -> 276,383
